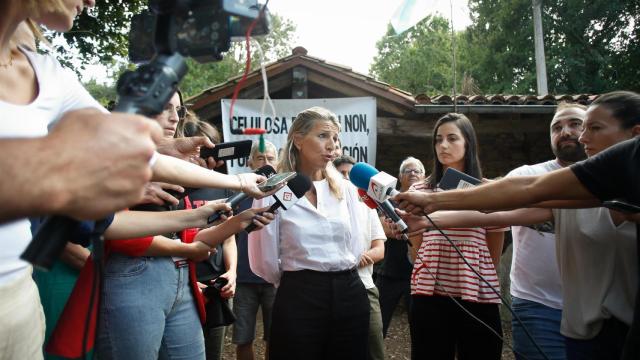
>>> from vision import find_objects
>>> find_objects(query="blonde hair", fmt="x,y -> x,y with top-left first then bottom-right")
23,0 -> 68,17
9,1 -> 67,47
10,21 -> 38,50
279,106 -> 343,199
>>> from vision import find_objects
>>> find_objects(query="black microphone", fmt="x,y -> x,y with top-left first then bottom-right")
207,165 -> 277,224
244,173 -> 311,233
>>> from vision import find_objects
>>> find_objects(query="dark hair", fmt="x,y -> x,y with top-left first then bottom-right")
591,91 -> 640,129
333,155 -> 356,168
428,113 -> 483,188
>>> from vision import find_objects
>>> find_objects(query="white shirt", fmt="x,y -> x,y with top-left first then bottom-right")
553,207 -> 637,339
355,202 -> 386,289
507,160 -> 563,309
0,48 -> 103,285
248,177 -> 369,286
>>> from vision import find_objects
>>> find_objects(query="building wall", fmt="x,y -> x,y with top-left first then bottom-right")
376,112 -> 556,179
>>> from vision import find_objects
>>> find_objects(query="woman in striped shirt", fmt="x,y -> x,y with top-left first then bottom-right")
408,113 -> 506,360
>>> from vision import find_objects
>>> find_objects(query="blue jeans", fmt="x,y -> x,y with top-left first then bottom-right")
97,255 -> 205,360
511,296 -> 565,360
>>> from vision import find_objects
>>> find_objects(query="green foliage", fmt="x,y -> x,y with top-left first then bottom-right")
370,16 -> 459,95
83,78 -> 117,107
53,0 -> 147,69
371,0 -> 640,95
466,0 -> 640,94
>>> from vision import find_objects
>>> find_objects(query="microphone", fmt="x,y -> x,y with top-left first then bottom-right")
207,164 -> 277,224
358,188 -> 410,243
244,173 -> 311,233
350,162 -> 399,203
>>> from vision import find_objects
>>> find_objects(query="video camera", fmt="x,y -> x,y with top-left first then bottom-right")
129,0 -> 271,63
116,0 -> 270,116
22,0 -> 271,270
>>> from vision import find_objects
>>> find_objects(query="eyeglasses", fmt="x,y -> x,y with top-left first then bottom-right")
162,105 -> 187,119
402,169 -> 423,175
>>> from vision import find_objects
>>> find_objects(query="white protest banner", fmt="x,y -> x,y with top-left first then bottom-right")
221,97 -> 377,174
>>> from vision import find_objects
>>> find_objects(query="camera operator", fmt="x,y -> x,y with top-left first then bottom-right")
0,2 -> 273,358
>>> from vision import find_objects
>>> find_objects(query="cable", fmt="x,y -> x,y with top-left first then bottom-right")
424,214 -> 550,360
421,262 -> 531,360
228,0 -> 270,125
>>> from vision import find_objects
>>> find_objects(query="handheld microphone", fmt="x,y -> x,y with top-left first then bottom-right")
207,165 -> 277,224
357,188 -> 410,243
244,173 -> 311,233
350,162 -> 399,203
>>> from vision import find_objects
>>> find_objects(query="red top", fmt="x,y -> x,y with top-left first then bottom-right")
47,198 -> 206,358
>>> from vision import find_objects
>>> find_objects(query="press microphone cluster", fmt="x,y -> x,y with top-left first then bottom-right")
244,173 -> 311,233
350,162 -> 399,203
357,189 -> 410,242
207,164 -> 277,224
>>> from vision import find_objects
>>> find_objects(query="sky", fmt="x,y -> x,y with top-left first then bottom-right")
265,0 -> 471,75
83,0 -> 471,82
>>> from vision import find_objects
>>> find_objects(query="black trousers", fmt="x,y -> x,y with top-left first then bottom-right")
410,295 -> 503,360
269,269 -> 370,360
375,275 -> 411,337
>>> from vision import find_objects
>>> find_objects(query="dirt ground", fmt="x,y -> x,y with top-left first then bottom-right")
220,245 -> 517,359
219,301 -> 515,360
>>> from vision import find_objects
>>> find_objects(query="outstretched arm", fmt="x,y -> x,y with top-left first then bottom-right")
394,168 -> 594,214
103,201 -> 231,240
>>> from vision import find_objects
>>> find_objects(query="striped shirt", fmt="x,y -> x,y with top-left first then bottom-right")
410,181 -> 507,304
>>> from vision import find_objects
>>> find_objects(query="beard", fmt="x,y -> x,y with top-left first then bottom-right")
552,138 -> 586,163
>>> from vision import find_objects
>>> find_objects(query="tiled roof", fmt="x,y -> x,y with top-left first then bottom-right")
188,46 -> 598,110
414,93 -> 598,105
188,46 -> 415,112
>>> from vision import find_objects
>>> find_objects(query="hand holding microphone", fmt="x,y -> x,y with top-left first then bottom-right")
244,173 -> 312,233
357,188 -> 410,243
207,165 -> 277,224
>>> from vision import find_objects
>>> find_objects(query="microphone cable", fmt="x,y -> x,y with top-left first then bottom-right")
423,214 -> 550,360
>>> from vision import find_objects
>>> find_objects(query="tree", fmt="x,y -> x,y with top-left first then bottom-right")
466,0 -> 640,94
370,16 -> 471,96
83,78 -> 117,107
53,0 -> 146,69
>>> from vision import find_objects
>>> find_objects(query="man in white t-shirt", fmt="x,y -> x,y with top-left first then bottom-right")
334,157 -> 387,360
508,103 -> 586,360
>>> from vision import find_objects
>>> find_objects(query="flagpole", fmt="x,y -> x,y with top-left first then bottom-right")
450,0 -> 457,112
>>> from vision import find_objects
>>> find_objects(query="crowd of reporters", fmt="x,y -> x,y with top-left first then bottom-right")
2,1 -> 640,360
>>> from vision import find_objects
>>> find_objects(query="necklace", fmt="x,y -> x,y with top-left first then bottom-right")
0,54 -> 14,68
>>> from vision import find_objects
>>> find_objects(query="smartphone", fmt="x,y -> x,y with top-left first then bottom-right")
603,200 -> 640,214
257,172 -> 296,192
200,140 -> 252,161
439,167 -> 481,190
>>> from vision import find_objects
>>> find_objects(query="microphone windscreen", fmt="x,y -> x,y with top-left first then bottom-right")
287,173 -> 312,198
350,162 -> 379,190
183,122 -> 198,137
255,164 -> 276,177
357,188 -> 378,209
